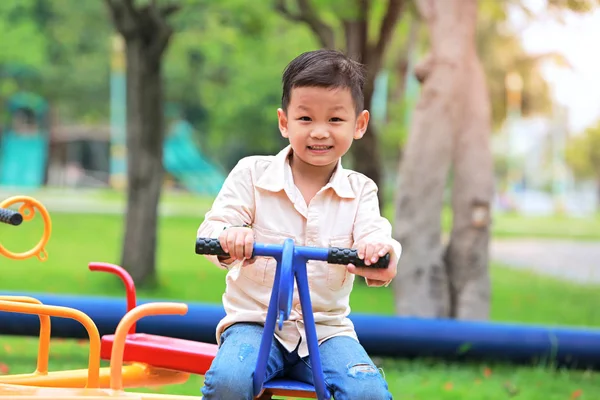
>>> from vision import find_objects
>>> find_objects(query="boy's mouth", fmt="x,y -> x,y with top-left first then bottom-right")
307,145 -> 333,151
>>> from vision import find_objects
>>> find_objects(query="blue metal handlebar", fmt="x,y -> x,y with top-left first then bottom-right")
195,237 -> 390,400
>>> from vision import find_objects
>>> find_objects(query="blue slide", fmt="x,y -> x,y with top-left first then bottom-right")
163,120 -> 225,196
0,131 -> 48,188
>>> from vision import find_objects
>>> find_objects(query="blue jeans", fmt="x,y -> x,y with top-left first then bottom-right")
201,322 -> 393,399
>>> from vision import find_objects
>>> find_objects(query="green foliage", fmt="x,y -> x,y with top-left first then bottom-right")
0,1 -> 48,68
565,120 -> 600,180
547,0 -> 599,13
0,0 -> 595,170
0,0 -> 111,122
477,1 -> 559,130
41,1 -> 111,122
165,1 -> 319,168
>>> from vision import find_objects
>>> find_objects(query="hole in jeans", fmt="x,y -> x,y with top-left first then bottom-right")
238,343 -> 254,362
346,363 -> 379,379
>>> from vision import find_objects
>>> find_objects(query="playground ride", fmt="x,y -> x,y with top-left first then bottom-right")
1,194 -> 387,399
0,196 -> 196,398
91,262 -> 218,377
6,194 -> 600,397
0,196 -> 51,261
194,237 -> 390,400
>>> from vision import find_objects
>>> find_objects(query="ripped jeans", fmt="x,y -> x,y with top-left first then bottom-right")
201,322 -> 393,400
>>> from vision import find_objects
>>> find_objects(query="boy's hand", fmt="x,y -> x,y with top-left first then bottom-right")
347,241 -> 397,283
218,226 -> 254,261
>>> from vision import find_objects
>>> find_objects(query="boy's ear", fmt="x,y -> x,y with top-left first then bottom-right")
354,110 -> 370,139
277,108 -> 289,138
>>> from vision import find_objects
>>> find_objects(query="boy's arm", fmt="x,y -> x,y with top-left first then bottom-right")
197,160 -> 255,270
352,179 -> 402,287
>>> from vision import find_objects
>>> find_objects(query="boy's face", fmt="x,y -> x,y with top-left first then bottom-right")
277,86 -> 369,169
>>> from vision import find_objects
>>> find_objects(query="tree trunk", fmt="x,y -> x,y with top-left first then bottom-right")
344,19 -> 383,207
103,0 -> 177,286
393,0 -> 487,317
352,78 -> 382,207
120,37 -> 166,286
444,8 -> 494,319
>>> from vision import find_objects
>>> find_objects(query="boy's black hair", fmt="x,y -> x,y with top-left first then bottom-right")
281,49 -> 366,115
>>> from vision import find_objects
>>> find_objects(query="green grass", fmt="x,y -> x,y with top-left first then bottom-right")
472,210 -> 600,241
1,211 -> 600,398
385,204 -> 600,242
5,186 -> 600,240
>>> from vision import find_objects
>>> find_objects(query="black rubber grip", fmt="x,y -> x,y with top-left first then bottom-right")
0,208 -> 23,226
327,247 -> 390,268
195,237 -> 229,257
195,237 -> 390,268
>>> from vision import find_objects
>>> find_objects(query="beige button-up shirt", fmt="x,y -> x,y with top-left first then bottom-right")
197,145 -> 402,357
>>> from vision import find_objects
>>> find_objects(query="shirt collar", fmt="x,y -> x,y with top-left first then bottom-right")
255,145 -> 356,199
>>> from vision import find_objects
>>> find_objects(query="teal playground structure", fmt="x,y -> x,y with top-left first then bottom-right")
0,92 -> 49,188
0,90 -> 225,195
163,119 -> 226,196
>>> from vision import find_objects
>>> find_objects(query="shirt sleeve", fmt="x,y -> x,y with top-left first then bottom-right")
352,179 -> 402,287
197,159 -> 255,269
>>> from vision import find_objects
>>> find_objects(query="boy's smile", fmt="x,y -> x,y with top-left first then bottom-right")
277,86 -> 369,172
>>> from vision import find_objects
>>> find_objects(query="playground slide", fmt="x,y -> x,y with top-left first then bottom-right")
163,120 -> 225,196
0,131 -> 47,188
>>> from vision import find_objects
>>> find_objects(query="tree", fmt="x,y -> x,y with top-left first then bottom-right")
393,0 -> 494,319
565,120 -> 600,204
476,1 -> 569,132
274,0 -> 406,206
103,0 -> 180,286
164,1 -> 319,170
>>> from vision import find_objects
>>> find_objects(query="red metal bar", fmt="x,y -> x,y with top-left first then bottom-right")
88,262 -> 137,334
100,334 -> 218,375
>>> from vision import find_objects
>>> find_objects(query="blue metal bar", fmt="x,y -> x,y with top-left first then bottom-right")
252,243 -> 329,262
252,253 -> 282,397
295,245 -> 329,262
277,239 -> 295,330
296,257 -> 331,400
250,240 -> 331,400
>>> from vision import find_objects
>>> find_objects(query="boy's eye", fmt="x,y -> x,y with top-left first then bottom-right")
330,117 -> 343,122
298,116 -> 311,121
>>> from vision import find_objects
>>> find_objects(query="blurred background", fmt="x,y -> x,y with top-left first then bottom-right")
1,0 -> 600,398
0,1 -> 598,212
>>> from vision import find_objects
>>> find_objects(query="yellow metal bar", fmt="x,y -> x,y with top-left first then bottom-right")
0,301 -> 100,388
0,363 -> 189,389
0,296 -> 50,375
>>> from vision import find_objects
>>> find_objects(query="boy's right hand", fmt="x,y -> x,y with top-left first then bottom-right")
218,226 -> 254,261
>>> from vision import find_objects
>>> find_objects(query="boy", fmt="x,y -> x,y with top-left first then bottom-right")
197,49 -> 401,399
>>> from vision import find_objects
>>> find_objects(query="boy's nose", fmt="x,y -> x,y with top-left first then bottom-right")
310,126 -> 330,139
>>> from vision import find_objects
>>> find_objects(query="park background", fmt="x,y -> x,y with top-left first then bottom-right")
1,0 -> 600,398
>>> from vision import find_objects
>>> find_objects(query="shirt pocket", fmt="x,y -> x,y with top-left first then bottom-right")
242,225 -> 294,287
326,235 -> 354,291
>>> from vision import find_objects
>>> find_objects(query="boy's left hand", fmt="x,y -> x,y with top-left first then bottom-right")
347,241 -> 397,284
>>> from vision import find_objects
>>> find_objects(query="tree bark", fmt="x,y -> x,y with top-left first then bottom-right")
120,37 -> 165,286
393,0 -> 491,318
348,0 -> 404,207
352,78 -> 382,206
104,0 -> 177,286
444,10 -> 494,320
